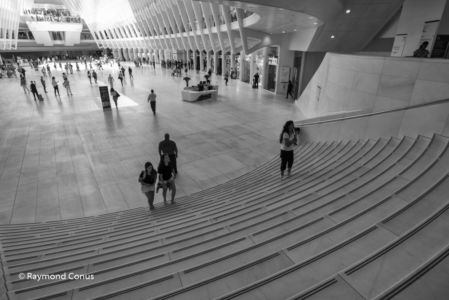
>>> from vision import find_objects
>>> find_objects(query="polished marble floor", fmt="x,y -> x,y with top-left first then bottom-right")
0,61 -> 304,224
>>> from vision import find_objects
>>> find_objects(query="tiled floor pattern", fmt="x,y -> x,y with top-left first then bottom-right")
0,62 -> 304,224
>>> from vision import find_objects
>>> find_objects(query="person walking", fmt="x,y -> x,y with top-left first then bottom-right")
92,70 -> 97,84
41,66 -> 47,77
138,161 -> 157,210
157,154 -> 176,204
46,64 -> 51,76
121,66 -> 126,79
87,70 -> 92,85
63,78 -> 73,96
108,74 -> 114,88
110,88 -> 120,107
224,71 -> 229,86
52,76 -> 60,97
20,74 -> 30,93
147,89 -> 156,115
128,66 -> 133,79
40,76 -> 47,93
118,72 -> 124,86
253,72 -> 259,88
159,133 -> 178,176
279,120 -> 298,178
30,81 -> 39,101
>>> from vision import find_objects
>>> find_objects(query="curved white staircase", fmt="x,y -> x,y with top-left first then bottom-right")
0,134 -> 448,300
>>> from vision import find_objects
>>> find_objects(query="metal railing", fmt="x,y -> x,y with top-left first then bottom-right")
295,98 -> 449,128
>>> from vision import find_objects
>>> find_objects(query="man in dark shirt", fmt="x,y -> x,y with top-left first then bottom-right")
158,154 -> 176,204
159,133 -> 178,175
30,81 -> 39,101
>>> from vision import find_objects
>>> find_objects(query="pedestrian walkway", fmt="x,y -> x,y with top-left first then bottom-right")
0,61 -> 304,224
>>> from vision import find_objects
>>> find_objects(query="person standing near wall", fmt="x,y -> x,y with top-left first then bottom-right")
279,120 -> 297,178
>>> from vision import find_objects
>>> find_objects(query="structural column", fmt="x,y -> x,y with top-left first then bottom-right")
239,51 -> 245,81
200,51 -> 205,71
145,49 -> 150,62
262,46 -> 269,90
206,51 -> 211,72
112,49 -> 119,60
193,51 -> 198,70
213,51 -> 219,74
159,49 -> 165,62
123,48 -> 130,61
155,50 -> 160,63
231,52 -> 236,70
249,53 -> 256,85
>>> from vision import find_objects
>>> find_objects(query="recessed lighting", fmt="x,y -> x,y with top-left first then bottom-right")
313,22 -> 318,25
293,29 -> 297,31
330,35 -> 335,39
282,31 -> 286,34
308,16 -> 314,19
345,9 -> 351,14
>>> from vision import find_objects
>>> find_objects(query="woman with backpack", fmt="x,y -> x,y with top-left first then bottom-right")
138,161 -> 157,211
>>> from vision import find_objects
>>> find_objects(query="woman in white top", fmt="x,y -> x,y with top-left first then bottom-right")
280,120 -> 298,178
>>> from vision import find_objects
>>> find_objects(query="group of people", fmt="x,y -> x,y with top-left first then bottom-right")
19,61 -> 74,99
138,121 -> 299,213
138,134 -> 179,210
